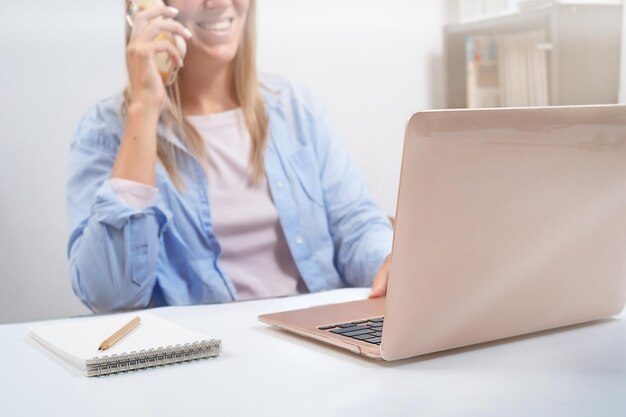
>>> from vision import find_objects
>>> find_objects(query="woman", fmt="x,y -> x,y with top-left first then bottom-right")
67,0 -> 392,312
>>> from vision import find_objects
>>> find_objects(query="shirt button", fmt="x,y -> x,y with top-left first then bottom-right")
133,213 -> 143,219
295,236 -> 304,245
277,181 -> 284,189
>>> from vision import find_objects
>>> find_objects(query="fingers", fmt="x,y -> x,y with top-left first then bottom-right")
152,40 -> 185,68
369,255 -> 391,299
126,5 -> 190,77
140,19 -> 192,43
369,278 -> 387,299
127,39 -> 183,66
130,5 -> 179,33
129,6 -> 191,42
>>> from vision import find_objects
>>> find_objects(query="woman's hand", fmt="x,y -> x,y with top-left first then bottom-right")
112,6 -> 190,186
369,254 -> 391,298
126,5 -> 191,112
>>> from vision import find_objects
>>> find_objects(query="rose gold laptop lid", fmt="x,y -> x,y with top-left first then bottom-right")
382,105 -> 626,360
260,105 -> 626,361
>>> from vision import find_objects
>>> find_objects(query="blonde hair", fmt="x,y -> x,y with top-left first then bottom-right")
122,0 -> 268,187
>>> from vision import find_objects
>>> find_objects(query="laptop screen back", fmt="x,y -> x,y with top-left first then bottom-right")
382,105 -> 626,360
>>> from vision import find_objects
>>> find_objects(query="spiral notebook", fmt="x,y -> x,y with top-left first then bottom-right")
29,312 -> 221,377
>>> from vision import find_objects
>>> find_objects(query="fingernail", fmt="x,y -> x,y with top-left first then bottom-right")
184,28 -> 192,38
168,6 -> 179,14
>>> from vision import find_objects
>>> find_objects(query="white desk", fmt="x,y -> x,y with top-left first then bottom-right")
1,288 -> 625,416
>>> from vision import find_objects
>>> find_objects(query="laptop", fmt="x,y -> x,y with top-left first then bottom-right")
259,105 -> 626,361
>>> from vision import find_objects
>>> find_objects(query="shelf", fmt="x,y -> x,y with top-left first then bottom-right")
446,9 -> 550,35
449,1 -> 623,34
445,2 -> 622,108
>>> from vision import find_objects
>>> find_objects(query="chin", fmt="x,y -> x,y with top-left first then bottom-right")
192,42 -> 241,66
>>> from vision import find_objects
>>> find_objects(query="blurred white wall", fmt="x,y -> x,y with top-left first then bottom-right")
0,0 -> 446,324
257,0 -> 447,216
618,3 -> 626,104
0,1 -> 127,324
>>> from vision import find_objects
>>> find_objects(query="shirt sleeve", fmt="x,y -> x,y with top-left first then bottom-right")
306,93 -> 394,288
66,105 -> 171,312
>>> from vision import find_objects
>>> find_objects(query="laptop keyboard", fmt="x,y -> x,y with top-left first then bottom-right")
318,317 -> 384,345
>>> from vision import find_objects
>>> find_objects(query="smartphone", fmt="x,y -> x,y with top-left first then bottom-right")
126,0 -> 186,86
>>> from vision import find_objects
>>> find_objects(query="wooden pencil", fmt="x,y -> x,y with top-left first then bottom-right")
98,316 -> 141,351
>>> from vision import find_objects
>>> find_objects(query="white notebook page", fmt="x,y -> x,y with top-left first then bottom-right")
30,312 -> 211,370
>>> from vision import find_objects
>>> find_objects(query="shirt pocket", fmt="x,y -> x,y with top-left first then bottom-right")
288,147 -> 325,208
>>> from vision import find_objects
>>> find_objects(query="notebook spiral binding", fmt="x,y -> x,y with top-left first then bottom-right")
87,339 -> 221,377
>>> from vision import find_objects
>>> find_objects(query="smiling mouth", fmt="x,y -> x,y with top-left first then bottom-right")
196,18 -> 234,32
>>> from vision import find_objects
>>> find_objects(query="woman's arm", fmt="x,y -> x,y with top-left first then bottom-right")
67,109 -> 171,312
112,5 -> 190,185
66,6 -> 189,311
305,96 -> 394,289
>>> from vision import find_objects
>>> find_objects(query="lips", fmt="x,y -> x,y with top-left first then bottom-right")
196,17 -> 234,32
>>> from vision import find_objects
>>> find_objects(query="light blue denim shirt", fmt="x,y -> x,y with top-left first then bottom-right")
67,75 -> 393,312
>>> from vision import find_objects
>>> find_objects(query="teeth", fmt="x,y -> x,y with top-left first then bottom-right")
198,19 -> 232,31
